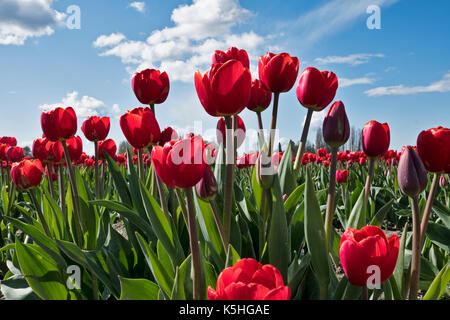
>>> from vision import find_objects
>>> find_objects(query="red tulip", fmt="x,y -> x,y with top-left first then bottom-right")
317,148 -> 328,158
40,107 -> 77,142
11,159 -> 43,190
6,146 -> 23,163
195,59 -> 252,117
336,170 -> 349,184
132,69 -> 170,105
247,79 -> 272,112
258,52 -> 299,93
416,127 -> 450,173
207,258 -> 291,300
0,137 -> 17,146
159,127 -> 179,146
65,136 -> 83,162
45,166 -> 58,182
81,116 -> 110,142
120,107 -> 161,149
362,121 -> 390,158
296,67 -> 338,111
151,135 -> 207,188
216,115 -> 246,148
323,101 -> 350,148
339,226 -> 399,287
98,139 -> 117,160
212,47 -> 250,69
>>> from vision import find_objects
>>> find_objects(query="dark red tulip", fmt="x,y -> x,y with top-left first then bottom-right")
258,52 -> 299,93
212,47 -> 250,69
336,170 -> 349,184
195,59 -> 252,117
296,67 -> 338,111
397,146 -> 428,198
98,139 -> 117,160
11,159 -> 43,190
339,226 -> 399,287
216,115 -> 246,148
132,69 -> 170,105
6,146 -> 23,163
81,116 -> 110,142
0,144 -> 9,161
195,165 -> 218,201
0,137 -> 17,146
159,127 -> 179,146
362,121 -> 390,158
416,127 -> 450,173
207,258 -> 291,300
40,107 -> 77,142
151,135 -> 207,189
120,107 -> 161,149
323,101 -> 350,149
247,79 -> 272,112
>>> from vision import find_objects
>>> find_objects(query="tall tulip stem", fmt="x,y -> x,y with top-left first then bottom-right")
46,164 -> 55,199
185,187 -> 205,300
420,173 -> 440,246
293,109 -> 314,177
324,148 -> 338,249
94,141 -> 100,199
223,116 -> 234,245
29,189 -> 51,238
58,164 -> 68,233
137,148 -> 145,182
256,111 -> 265,147
364,158 -> 376,209
174,188 -> 189,227
409,195 -> 421,300
209,200 -> 228,254
267,93 -> 280,156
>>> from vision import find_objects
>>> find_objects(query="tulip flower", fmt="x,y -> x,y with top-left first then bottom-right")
339,226 -> 399,288
212,47 -> 250,69
195,59 -> 252,117
216,115 -> 246,149
258,52 -> 299,94
247,79 -> 272,113
440,175 -> 448,188
65,136 -> 83,163
81,116 -> 110,142
11,159 -> 43,190
41,107 -> 77,142
98,139 -> 117,160
6,146 -> 23,163
132,69 -> 170,105
0,137 -> 17,146
362,120 -> 390,159
159,127 -> 179,146
416,126 -> 450,173
120,107 -> 161,150
336,170 -> 349,184
208,258 -> 291,300
323,101 -> 350,149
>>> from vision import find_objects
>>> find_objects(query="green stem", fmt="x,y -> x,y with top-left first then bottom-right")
29,189 -> 51,237
267,93 -> 280,157
324,148 -> 338,250
58,164 -> 68,233
174,188 -> 188,228
420,173 -> 440,246
409,195 -> 421,300
46,164 -> 55,199
209,200 -> 228,254
223,116 -> 234,245
256,111 -> 265,148
293,109 -> 314,178
94,141 -> 100,199
137,148 -> 144,182
364,158 -> 375,210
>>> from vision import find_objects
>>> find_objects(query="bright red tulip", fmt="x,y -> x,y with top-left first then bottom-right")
151,135 -> 207,189
120,107 -> 161,149
216,115 -> 246,148
11,159 -> 43,190
207,258 -> 291,300
336,170 -> 349,184
212,47 -> 250,69
258,52 -> 299,93
247,79 -> 272,112
0,137 -> 17,146
132,69 -> 170,105
416,127 -> 450,173
362,121 -> 390,158
6,146 -> 23,163
296,67 -> 338,111
339,226 -> 399,287
65,136 -> 83,162
323,101 -> 350,149
195,59 -> 252,117
40,107 -> 77,142
98,139 -> 117,160
81,116 -> 110,142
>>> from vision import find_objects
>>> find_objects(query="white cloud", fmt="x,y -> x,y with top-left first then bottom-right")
340,77 -> 375,87
315,53 -> 384,66
94,0 -> 266,82
307,109 -> 327,132
365,72 -> 450,97
38,91 -> 117,118
129,2 -> 146,13
0,0 -> 65,45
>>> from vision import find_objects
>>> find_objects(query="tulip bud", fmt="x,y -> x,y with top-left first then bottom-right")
397,146 -> 428,198
439,175 -> 448,188
362,120 -> 390,158
323,101 -> 350,149
256,153 -> 275,189
195,165 -> 218,201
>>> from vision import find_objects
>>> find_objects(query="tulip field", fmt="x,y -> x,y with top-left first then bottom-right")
0,47 -> 449,302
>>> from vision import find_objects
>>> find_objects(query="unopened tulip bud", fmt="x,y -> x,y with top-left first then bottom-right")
195,165 -> 218,201
323,101 -> 350,149
397,146 -> 428,198
440,175 -> 448,188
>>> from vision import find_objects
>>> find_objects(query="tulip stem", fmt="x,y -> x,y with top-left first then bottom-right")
293,109 -> 314,178
174,188 -> 188,227
58,164 -> 68,236
184,187 -> 205,300
45,164 -> 55,199
419,173 -> 440,247
364,158 -> 376,210
29,189 -> 51,238
409,195 -> 421,300
324,148 -> 338,250
256,111 -> 265,148
62,140 -> 84,247
94,141 -> 100,199
155,173 -> 171,222
223,116 -> 234,246
267,93 -> 280,157
137,148 -> 145,182
209,200 -> 228,254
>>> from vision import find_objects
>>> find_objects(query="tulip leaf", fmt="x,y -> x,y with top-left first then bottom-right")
432,201 -> 450,229
426,221 -> 450,252
125,149 -> 147,220
0,274 -> 40,300
303,169 -> 329,287
251,164 -> 264,213
370,198 -> 394,227
104,153 -> 132,207
422,262 -> 450,300
284,183 -> 305,214
278,140 -> 296,196
393,222 -> 408,298
118,276 -> 160,300
225,244 -> 241,268
213,143 -> 226,198
346,187 -> 366,229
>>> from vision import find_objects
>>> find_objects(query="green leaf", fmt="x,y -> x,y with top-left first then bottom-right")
0,274 -> 40,300
225,244 -> 241,268
284,183 -> 305,214
278,141 -> 296,196
118,276 -> 159,300
347,187 -> 366,229
432,201 -> 450,229
104,152 -> 132,207
423,262 -> 450,300
370,199 -> 394,227
251,164 -> 263,212
426,221 -> 450,252
393,222 -> 408,298
303,169 -> 329,287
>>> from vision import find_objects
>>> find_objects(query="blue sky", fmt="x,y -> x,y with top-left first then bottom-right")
0,0 -> 449,155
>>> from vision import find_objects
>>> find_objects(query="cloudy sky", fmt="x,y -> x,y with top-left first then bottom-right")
0,0 -> 449,155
